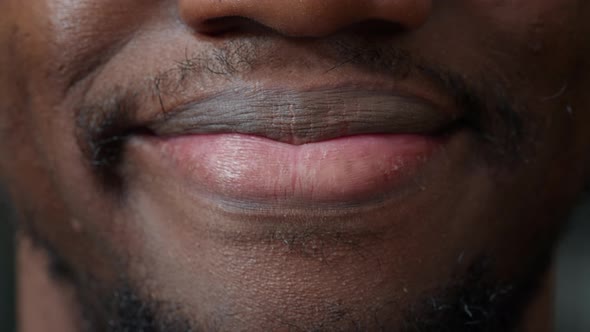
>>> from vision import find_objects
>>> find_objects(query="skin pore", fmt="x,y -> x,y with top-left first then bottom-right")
1,0 -> 590,331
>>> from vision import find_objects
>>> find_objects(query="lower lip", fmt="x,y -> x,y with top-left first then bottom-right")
139,134 -> 441,204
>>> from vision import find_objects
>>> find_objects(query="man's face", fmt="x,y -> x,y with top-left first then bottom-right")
1,0 -> 590,330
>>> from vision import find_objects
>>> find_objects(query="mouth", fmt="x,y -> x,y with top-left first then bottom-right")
113,83 -> 466,206
73,34 -> 526,209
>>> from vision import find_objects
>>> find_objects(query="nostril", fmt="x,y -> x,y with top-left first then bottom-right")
334,19 -> 408,39
197,16 -> 277,37
196,17 -> 403,39
179,0 -> 432,39
197,16 -> 241,36
341,19 -> 405,37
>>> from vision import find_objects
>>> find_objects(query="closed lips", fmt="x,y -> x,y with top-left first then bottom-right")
125,85 -> 463,206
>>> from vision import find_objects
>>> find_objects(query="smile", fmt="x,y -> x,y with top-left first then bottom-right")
125,84 -> 465,206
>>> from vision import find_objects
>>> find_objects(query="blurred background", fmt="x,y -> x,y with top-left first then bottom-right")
1,190 -> 15,332
0,192 -> 588,331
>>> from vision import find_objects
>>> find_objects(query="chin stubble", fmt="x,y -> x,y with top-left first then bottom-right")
20,218 -> 553,332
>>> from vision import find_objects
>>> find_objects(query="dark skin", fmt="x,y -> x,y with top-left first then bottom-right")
1,0 -> 590,331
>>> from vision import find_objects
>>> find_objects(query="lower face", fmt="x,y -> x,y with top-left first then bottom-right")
1,0 -> 590,331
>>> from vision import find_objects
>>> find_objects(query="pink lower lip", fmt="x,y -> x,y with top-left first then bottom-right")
139,133 -> 441,204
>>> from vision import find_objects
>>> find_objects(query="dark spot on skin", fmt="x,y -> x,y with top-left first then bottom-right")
527,21 -> 546,55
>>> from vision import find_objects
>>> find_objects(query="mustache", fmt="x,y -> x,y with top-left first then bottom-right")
75,38 -> 525,186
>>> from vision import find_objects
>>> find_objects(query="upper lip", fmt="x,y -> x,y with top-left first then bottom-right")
142,85 -> 461,145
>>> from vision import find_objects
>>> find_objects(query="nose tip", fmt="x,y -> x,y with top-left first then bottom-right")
179,0 -> 432,37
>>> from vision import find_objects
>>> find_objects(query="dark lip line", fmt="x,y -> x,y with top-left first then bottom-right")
141,85 -> 463,145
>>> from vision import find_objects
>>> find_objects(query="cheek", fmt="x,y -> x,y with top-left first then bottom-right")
467,0 -> 576,15
459,0 -> 579,48
12,0 -> 151,93
463,0 -> 584,97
